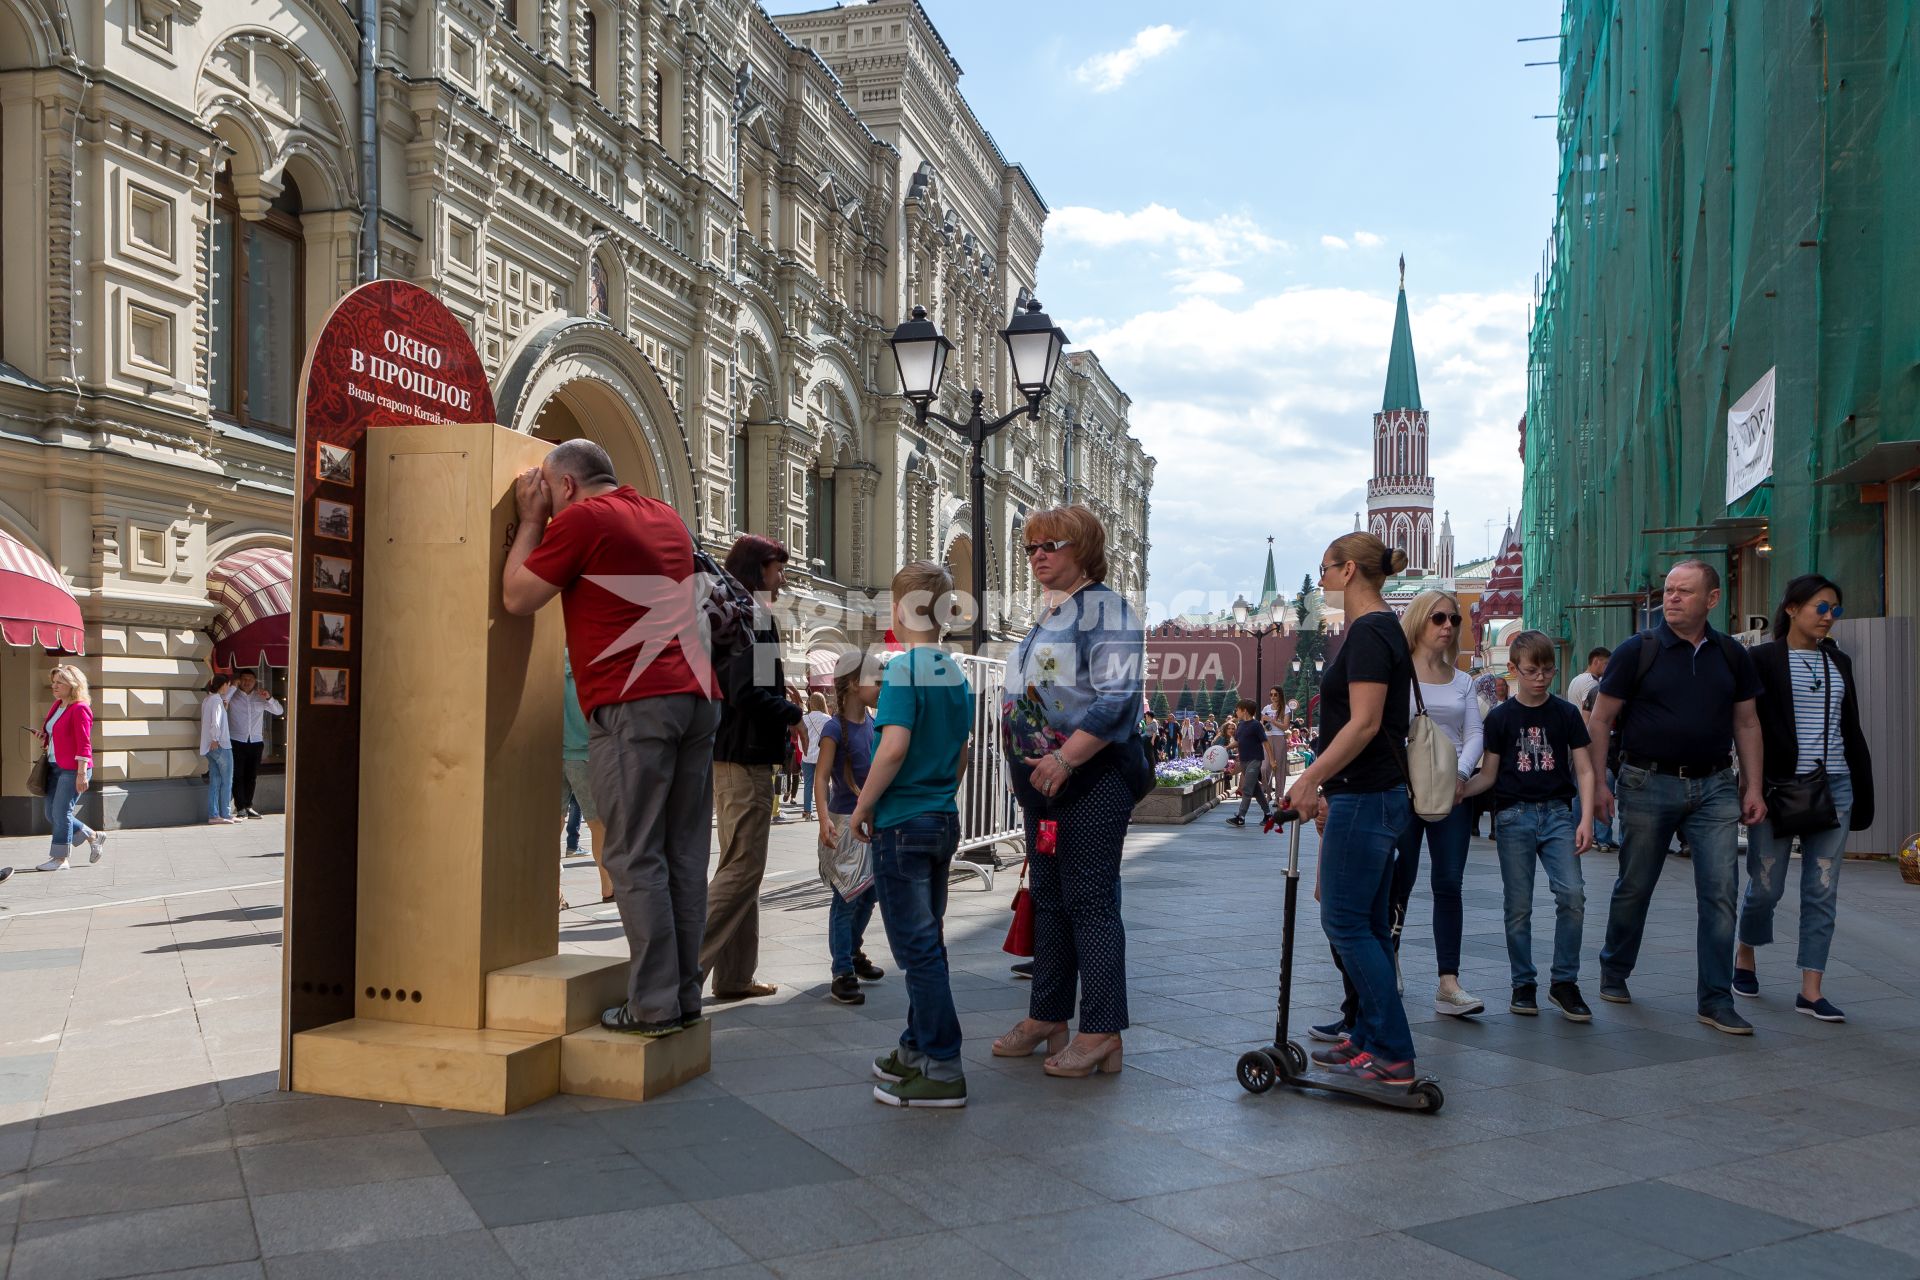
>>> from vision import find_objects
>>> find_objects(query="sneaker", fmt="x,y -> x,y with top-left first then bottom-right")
679,1012 -> 705,1029
1434,987 -> 1486,1018
1308,1020 -> 1352,1043
1698,1007 -> 1755,1036
1224,815 -> 1246,827
34,857 -> 70,872
88,831 -> 106,863
853,951 -> 886,982
1510,984 -> 1539,1016
872,1050 -> 919,1083
599,1006 -> 682,1038
1599,979 -> 1632,1004
1324,1052 -> 1416,1086
0,866 -> 12,883
1795,995 -> 1845,1023
243,807 -> 264,819
873,1073 -> 967,1108
829,974 -> 865,1005
1549,982 -> 1593,1022
1310,1039 -> 1363,1067
1732,967 -> 1760,998
1009,962 -> 1034,980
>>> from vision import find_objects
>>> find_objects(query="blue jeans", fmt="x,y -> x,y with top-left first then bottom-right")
1600,764 -> 1741,1012
828,881 -> 877,977
1739,772 -> 1853,973
564,785 -> 582,852
1320,787 -> 1415,1064
1393,801 -> 1475,976
1593,770 -> 1616,845
45,765 -> 96,860
801,762 -> 817,817
204,747 -> 234,819
871,811 -> 963,1078
1493,801 -> 1585,987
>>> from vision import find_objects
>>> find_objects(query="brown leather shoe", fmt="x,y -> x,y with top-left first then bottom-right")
711,982 -> 778,1001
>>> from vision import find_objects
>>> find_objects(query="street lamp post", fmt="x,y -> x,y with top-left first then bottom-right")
888,298 -> 1069,652
1232,589 -> 1286,726
1292,655 -> 1326,738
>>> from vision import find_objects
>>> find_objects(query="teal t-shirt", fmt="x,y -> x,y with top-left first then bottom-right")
872,645 -> 973,829
562,661 -> 590,761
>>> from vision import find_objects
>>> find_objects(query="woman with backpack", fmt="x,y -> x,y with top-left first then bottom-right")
1733,574 -> 1874,1023
816,663 -> 886,1005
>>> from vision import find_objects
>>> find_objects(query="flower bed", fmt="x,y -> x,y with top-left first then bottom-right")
1154,756 -> 1210,788
1134,759 -> 1222,825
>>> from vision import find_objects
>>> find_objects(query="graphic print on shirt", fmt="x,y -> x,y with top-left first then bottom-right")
1512,724 -> 1555,774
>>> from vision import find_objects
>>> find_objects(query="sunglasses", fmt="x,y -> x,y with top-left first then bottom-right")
1025,539 -> 1074,557
1812,601 -> 1845,618
1429,612 -> 1463,627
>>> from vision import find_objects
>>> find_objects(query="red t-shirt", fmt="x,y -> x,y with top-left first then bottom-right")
523,486 -> 715,714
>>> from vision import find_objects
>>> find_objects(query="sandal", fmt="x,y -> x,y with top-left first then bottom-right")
992,1019 -> 1068,1057
1043,1033 -> 1123,1078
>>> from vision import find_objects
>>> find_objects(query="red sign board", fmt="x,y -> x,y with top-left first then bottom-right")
282,281 -> 496,1057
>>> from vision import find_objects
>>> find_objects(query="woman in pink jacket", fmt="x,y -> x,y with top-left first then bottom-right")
36,663 -> 107,872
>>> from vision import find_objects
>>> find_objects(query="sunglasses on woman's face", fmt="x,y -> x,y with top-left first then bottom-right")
1812,601 -> 1844,618
1430,612 -> 1463,627
1025,539 -> 1074,557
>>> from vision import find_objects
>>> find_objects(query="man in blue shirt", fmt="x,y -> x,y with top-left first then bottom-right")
1586,560 -> 1766,1034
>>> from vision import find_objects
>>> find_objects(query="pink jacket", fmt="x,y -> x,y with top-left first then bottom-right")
43,701 -> 94,770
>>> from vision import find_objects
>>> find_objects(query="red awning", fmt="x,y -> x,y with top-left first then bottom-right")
806,648 -> 843,690
0,529 -> 85,653
209,548 -> 292,667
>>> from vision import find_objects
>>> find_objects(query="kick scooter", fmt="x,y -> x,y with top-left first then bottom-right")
1234,807 -> 1445,1114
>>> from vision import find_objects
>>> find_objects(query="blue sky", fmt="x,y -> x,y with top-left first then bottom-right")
766,0 -> 1564,614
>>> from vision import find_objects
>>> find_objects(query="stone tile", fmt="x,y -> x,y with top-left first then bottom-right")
797,1118 -> 1006,1175
23,1148 -> 245,1222
1279,1157 -> 1522,1229
228,1095 -> 415,1147
1664,1140 -> 1920,1229
755,1230 -> 1024,1280
1409,1201 -> 1695,1280
884,1155 -> 1108,1228
591,1095 -> 790,1153
128,1265 -> 264,1280
1841,1208 -> 1920,1262
1711,1231 -> 1920,1279
957,1203 -> 1232,1280
250,1174 -> 481,1257
1251,1230 -> 1509,1279
1517,1117 -> 1741,1177
492,1203 -> 750,1279
422,1112 -> 625,1173
1552,1181 -> 1814,1259
691,1178 -> 938,1259
1031,1130 -> 1251,1201
452,1152 -> 680,1227
32,1108 -> 228,1167
262,1228 -> 520,1280
1394,1135 -> 1635,1201
704,1052 -> 864,1097
639,1131 -> 856,1202
10,1197 -> 259,1280
1130,1176 -> 1385,1259
239,1131 -> 442,1195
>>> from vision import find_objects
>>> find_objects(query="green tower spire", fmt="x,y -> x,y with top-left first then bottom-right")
1382,255 -> 1422,412
1258,536 -> 1278,607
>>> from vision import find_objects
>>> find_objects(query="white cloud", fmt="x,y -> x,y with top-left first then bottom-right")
1049,204 -> 1281,264
1321,234 -> 1349,250
1353,230 -> 1385,248
1073,25 -> 1186,93
1169,269 -> 1245,296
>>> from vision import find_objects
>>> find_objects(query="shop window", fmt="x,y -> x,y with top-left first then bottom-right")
208,170 -> 304,434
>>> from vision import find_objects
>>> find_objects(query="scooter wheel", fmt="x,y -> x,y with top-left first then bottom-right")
1414,1081 -> 1445,1114
1282,1041 -> 1308,1077
1236,1051 -> 1277,1094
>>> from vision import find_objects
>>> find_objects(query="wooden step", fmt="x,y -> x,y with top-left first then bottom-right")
291,1018 -> 559,1116
560,1017 -> 711,1103
486,954 -> 628,1036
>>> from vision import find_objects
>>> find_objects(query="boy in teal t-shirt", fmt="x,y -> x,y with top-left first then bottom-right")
852,563 -> 974,1108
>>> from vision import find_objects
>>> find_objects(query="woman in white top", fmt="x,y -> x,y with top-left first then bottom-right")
199,674 -> 237,824
798,691 -> 832,821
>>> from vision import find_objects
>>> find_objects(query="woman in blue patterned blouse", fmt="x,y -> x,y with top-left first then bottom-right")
992,505 -> 1148,1078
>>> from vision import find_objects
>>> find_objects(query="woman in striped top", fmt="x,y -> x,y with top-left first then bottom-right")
1734,574 -> 1876,1023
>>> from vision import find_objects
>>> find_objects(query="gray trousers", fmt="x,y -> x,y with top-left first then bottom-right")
1236,760 -> 1272,819
589,694 -> 721,1024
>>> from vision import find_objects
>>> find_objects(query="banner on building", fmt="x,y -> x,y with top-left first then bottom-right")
281,281 -> 496,1073
1726,367 -> 1776,504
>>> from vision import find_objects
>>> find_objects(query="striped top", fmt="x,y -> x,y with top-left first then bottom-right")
1786,648 -> 1847,776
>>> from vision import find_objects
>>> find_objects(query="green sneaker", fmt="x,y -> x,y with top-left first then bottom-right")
873,1073 -> 967,1108
872,1050 -> 920,1083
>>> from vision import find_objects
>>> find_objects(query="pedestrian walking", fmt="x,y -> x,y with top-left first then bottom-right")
817,664 -> 885,1005
800,692 -> 830,820
199,674 -> 236,824
857,560 -> 975,1107
703,535 -> 802,1001
1568,647 -> 1614,848
995,505 -> 1148,1080
224,669 -> 282,819
35,663 -> 107,870
1734,574 -> 1875,1023
1286,532 -> 1419,1089
1223,700 -> 1276,826
502,438 -> 721,1038
1587,560 -> 1767,1035
1462,630 -> 1597,1021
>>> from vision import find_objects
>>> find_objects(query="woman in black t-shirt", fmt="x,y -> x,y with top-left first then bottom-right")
1285,532 -> 1419,1086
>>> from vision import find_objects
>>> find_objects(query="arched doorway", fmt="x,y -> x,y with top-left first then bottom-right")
529,378 -> 665,502
944,532 -> 975,635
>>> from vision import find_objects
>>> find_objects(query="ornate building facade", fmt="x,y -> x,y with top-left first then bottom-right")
0,0 -> 1152,829
1366,259 -> 1435,573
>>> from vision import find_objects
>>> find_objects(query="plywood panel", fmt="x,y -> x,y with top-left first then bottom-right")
1834,615 -> 1917,857
487,955 -> 629,1036
383,450 -> 469,544
560,1021 -> 712,1103
292,1019 -> 559,1115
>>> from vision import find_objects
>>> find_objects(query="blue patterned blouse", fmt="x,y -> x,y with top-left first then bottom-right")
1000,581 -> 1145,760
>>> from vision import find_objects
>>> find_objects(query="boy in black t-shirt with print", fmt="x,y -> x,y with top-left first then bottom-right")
1462,631 -> 1598,1022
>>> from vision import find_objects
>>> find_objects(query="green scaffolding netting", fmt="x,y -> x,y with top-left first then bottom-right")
1523,0 -> 1919,647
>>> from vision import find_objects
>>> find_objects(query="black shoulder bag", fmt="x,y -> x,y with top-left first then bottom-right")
1764,648 -> 1838,837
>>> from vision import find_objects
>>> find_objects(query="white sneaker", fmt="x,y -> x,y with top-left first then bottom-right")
1434,987 -> 1486,1017
88,831 -> 106,863
35,857 -> 70,872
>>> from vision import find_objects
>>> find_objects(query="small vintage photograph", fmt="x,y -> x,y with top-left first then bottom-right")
315,441 -> 354,486
312,555 -> 353,597
314,498 -> 353,542
311,667 -> 350,706
312,611 -> 350,651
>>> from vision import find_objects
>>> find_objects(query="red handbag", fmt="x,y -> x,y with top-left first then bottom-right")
1002,859 -> 1034,957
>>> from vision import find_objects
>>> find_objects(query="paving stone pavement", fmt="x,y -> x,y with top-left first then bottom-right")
3,802 -> 1920,1279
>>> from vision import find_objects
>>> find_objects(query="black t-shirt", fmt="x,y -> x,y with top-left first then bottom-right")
1483,695 -> 1591,806
1314,610 -> 1413,794
1234,718 -> 1268,766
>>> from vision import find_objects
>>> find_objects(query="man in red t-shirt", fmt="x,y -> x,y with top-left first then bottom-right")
503,438 -> 720,1038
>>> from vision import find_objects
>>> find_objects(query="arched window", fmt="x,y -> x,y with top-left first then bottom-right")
1396,432 -> 1407,475
807,467 -> 837,580
209,168 -> 304,434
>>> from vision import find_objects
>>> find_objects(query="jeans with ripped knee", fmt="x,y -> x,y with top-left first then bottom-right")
1738,772 -> 1852,974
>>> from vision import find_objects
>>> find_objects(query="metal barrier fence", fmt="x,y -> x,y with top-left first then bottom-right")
952,651 -> 1023,879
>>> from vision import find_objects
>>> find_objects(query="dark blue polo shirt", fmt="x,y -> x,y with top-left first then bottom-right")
1595,620 -> 1761,768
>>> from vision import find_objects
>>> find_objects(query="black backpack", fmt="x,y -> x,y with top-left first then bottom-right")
689,538 -> 759,672
1595,628 -> 1744,767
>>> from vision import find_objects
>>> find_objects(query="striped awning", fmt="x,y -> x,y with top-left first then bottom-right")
209,548 -> 292,668
0,529 -> 84,653
806,647 -> 847,690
